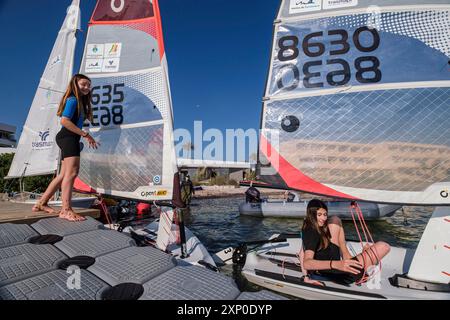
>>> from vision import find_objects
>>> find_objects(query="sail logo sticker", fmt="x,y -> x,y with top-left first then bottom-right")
323,0 -> 358,10
153,175 -> 161,184
86,44 -> 104,58
104,43 -> 122,58
157,190 -> 168,196
50,55 -> 61,68
85,59 -> 103,73
32,129 -> 54,150
102,58 -> 120,73
39,130 -> 50,142
289,0 -> 322,14
111,0 -> 125,13
441,189 -> 449,198
140,190 -> 168,198
85,43 -> 121,73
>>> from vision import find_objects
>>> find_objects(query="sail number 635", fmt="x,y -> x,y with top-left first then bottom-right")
277,27 -> 382,90
90,83 -> 125,127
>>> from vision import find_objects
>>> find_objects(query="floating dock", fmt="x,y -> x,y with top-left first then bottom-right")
0,201 -> 100,224
0,213 -> 287,300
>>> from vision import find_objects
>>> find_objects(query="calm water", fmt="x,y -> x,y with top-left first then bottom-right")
181,196 -> 434,254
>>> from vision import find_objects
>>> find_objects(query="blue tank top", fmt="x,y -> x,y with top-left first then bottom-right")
61,96 -> 84,129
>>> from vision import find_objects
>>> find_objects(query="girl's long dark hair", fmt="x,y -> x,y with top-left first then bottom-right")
302,199 -> 331,250
57,74 -> 93,122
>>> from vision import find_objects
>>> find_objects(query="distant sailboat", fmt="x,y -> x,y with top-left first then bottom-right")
219,0 -> 450,299
5,0 -> 95,209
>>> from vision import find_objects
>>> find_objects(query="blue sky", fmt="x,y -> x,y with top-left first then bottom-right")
0,0 -> 280,159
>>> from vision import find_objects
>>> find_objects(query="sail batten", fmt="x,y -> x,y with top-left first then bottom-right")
265,80 -> 450,102
258,0 -> 450,205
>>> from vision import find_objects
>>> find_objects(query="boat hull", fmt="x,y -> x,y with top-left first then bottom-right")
142,221 -> 217,268
240,236 -> 450,300
239,201 -> 401,219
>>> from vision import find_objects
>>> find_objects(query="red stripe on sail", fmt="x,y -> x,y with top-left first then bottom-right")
122,20 -> 158,40
260,134 -> 358,199
153,0 -> 165,58
442,271 -> 450,277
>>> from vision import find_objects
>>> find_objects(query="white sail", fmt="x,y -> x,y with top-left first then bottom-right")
258,0 -> 450,205
78,0 -> 178,201
6,0 -> 80,178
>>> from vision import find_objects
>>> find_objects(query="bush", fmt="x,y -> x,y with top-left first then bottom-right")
0,153 -> 53,194
208,176 -> 238,186
0,153 -> 18,192
246,170 -> 256,181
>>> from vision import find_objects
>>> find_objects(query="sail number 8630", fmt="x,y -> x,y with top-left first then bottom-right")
277,27 -> 381,90
90,83 -> 125,127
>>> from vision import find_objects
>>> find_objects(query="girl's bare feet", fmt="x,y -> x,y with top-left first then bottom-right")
32,201 -> 59,214
59,207 -> 86,222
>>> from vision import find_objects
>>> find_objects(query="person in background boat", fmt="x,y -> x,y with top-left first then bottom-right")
181,174 -> 195,206
284,190 -> 296,202
245,186 -> 261,203
299,199 -> 390,286
32,74 -> 99,221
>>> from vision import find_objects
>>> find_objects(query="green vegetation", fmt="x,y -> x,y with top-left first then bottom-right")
208,176 -> 239,187
190,169 -> 239,187
245,169 -> 256,181
0,153 -> 53,194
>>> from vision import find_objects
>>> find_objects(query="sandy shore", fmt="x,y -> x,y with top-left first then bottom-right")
192,186 -> 338,202
192,186 -> 289,200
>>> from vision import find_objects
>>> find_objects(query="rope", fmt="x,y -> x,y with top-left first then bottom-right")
349,202 -> 382,285
98,196 -> 112,230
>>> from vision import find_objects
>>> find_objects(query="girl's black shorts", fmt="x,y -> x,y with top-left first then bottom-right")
55,127 -> 81,160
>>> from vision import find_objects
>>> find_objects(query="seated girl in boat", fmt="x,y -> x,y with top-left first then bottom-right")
300,199 -> 390,286
32,74 -> 99,221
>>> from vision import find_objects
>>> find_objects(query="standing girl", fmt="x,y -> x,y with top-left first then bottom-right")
32,74 -> 99,221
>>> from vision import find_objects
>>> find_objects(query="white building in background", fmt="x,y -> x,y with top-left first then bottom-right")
0,123 -> 17,154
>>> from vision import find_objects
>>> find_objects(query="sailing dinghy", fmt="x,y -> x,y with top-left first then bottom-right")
4,0 -> 96,209
77,0 -> 215,267
217,0 -> 450,299
239,196 -> 401,219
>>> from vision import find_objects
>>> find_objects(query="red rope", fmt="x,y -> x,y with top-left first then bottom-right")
349,202 -> 382,285
350,203 -> 367,283
98,196 -> 112,228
